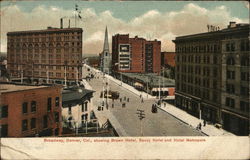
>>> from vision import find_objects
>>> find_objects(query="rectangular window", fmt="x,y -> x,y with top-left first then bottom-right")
31,118 -> 36,129
31,101 -> 36,112
226,43 -> 230,52
225,97 -> 235,108
1,105 -> 8,118
43,115 -> 48,128
22,102 -> 28,114
1,124 -> 8,137
22,119 -> 28,131
55,97 -> 60,107
241,72 -> 249,81
240,86 -> 249,96
47,98 -> 51,111
84,102 -> 88,112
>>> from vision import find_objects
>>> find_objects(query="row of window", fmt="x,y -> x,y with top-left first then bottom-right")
226,57 -> 249,66
9,48 -> 82,54
8,34 -> 81,43
68,102 -> 88,114
225,40 -> 249,52
226,84 -> 249,96
176,43 -> 220,53
177,74 -> 217,87
21,97 -> 59,114
225,98 -> 249,112
176,55 -> 217,64
8,42 -> 82,49
22,112 -> 59,131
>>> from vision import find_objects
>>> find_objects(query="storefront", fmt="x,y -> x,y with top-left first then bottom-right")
222,110 -> 249,136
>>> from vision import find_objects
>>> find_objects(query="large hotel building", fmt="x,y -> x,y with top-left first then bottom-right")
173,22 -> 249,135
7,23 -> 83,84
112,34 -> 161,73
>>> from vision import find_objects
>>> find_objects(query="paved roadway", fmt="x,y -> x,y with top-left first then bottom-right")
83,66 -> 203,136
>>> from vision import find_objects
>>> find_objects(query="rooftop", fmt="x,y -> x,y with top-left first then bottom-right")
174,22 -> 249,42
0,83 -> 54,93
120,72 -> 175,87
62,87 -> 94,104
7,27 -> 83,35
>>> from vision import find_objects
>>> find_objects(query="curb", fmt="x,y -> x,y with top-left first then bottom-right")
157,106 -> 209,136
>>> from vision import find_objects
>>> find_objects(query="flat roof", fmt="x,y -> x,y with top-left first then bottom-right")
120,72 -> 175,87
7,27 -> 83,35
174,23 -> 249,42
0,84 -> 51,93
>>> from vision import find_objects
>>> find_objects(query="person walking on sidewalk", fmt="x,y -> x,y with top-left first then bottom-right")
203,120 -> 206,127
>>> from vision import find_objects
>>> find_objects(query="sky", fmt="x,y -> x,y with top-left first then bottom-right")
0,1 -> 249,54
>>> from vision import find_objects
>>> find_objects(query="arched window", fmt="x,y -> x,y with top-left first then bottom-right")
226,57 -> 235,65
64,43 -> 69,53
28,44 -> 33,53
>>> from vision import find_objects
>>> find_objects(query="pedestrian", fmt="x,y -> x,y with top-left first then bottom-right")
127,98 -> 129,102
199,123 -> 202,130
112,103 -> 114,108
203,120 -> 206,127
164,103 -> 166,107
120,98 -> 122,102
140,94 -> 142,98
141,98 -> 144,103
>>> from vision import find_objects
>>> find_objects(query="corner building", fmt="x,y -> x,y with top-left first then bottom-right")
173,22 -> 249,135
112,34 -> 161,73
0,84 -> 62,137
7,27 -> 83,84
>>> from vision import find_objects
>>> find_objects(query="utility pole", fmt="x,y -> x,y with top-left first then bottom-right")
136,109 -> 145,136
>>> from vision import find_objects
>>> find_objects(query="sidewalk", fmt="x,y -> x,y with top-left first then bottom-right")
158,102 -> 235,136
84,64 -> 154,99
81,77 -> 128,136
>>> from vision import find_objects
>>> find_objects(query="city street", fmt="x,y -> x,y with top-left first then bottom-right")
83,66 -> 204,136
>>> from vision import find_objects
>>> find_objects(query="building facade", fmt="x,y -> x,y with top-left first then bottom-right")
173,22 -> 249,135
7,25 -> 83,85
161,52 -> 176,67
99,27 -> 112,74
0,83 -> 62,137
62,87 -> 94,130
112,34 -> 161,73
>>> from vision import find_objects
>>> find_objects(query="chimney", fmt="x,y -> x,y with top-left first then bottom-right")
228,21 -> 236,28
60,18 -> 63,29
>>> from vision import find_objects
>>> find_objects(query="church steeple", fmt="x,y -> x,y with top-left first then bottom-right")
103,26 -> 109,52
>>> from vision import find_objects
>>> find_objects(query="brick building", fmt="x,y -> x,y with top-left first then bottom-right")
173,22 -> 249,135
161,52 -> 176,67
0,83 -> 62,137
112,34 -> 161,73
7,24 -> 83,85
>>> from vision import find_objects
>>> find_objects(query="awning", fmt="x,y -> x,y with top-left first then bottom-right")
134,82 -> 143,87
152,88 -> 169,91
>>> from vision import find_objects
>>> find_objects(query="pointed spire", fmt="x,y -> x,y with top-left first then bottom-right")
103,26 -> 109,52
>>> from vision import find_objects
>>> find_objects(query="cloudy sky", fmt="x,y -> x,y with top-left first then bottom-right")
0,1 -> 249,54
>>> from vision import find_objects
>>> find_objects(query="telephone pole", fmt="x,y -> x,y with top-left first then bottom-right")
136,109 -> 145,136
